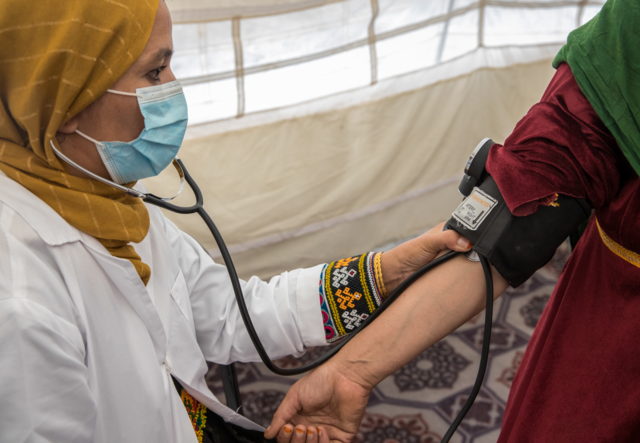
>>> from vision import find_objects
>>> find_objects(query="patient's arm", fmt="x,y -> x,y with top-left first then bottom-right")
265,254 -> 509,443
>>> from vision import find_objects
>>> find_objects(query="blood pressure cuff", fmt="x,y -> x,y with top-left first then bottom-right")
444,176 -> 592,287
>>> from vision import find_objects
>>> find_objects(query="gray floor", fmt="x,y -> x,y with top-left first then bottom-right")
206,241 -> 571,443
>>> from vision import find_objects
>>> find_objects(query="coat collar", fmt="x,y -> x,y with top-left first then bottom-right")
0,172 -> 169,363
0,171 -> 148,250
0,171 -> 82,246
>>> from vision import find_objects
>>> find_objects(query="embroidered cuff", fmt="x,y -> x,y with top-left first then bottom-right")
319,252 -> 387,343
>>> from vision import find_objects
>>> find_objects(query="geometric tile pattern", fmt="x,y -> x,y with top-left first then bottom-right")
356,413 -> 442,443
205,241 -> 571,442
437,388 -> 505,435
393,340 -> 471,391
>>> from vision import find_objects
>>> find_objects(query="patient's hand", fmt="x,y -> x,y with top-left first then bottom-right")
264,360 -> 371,443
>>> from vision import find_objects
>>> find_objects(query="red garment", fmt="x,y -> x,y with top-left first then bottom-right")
487,63 -> 640,442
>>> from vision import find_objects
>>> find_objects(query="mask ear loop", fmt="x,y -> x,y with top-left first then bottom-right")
106,89 -> 142,97
49,139 -> 185,201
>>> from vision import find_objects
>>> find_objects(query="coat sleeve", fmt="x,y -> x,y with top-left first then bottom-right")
0,205 -> 96,443
161,215 -> 327,364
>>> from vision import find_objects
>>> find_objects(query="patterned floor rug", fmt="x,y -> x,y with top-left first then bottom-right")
206,241 -> 572,443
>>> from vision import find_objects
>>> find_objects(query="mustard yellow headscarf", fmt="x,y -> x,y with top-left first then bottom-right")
0,0 -> 161,285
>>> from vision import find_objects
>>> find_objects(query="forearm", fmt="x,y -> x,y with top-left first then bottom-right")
332,254 -> 509,389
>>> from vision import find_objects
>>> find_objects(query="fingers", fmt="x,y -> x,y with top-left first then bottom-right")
266,408 -> 291,439
443,228 -> 471,252
266,422 -> 282,440
317,426 -> 330,443
425,222 -> 471,253
265,386 -> 302,439
276,424 -> 294,443
305,426 -> 319,443
293,425 -> 307,443
274,424 -> 323,443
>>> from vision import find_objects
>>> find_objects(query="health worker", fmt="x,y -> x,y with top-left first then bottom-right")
0,1 -> 472,443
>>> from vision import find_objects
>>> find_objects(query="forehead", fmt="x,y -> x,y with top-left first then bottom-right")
138,1 -> 173,63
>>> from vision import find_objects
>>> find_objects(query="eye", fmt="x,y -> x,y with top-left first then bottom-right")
148,66 -> 166,81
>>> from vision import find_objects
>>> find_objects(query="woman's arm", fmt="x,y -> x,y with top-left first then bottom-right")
161,212 -> 327,364
160,208 -> 471,365
265,254 -> 508,443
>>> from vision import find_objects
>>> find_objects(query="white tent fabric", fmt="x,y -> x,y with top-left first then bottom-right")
147,0 -> 604,279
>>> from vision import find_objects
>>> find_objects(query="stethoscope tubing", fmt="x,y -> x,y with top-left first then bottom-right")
126,158 -> 494,441
441,254 -> 493,443
50,134 -> 494,442
143,163 -> 464,375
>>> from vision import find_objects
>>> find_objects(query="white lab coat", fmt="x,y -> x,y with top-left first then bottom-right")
0,171 -> 327,443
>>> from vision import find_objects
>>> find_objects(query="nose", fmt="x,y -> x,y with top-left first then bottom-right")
165,66 -> 177,83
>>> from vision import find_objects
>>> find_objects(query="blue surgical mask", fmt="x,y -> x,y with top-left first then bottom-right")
76,80 -> 188,184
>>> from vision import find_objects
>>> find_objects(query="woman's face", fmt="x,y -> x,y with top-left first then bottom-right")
57,0 -> 176,180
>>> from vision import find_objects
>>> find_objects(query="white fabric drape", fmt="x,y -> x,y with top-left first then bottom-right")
149,0 -> 604,279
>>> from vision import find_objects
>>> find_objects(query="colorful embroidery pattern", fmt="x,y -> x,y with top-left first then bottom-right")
319,252 -> 386,342
319,264 -> 339,342
180,389 -> 207,443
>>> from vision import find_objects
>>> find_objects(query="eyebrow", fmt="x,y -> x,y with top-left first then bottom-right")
150,48 -> 173,63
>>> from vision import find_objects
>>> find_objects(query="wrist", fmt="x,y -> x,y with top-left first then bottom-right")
329,354 -> 380,392
380,250 -> 408,295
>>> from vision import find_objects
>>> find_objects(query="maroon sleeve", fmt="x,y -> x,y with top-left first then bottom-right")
485,63 -> 622,216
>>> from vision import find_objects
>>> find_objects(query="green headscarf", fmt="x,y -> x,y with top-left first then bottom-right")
553,0 -> 640,177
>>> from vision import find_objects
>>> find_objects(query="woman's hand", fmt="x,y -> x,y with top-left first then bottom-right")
381,222 -> 471,294
264,359 -> 372,443
264,222 -> 472,443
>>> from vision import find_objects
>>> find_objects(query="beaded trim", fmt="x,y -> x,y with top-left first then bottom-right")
319,252 -> 386,343
596,218 -> 640,268
180,389 -> 207,443
373,251 -> 387,299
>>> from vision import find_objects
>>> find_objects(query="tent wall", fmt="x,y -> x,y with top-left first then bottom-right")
145,56 -> 556,279
152,0 -> 604,279
167,0 -> 601,125
167,0 -> 342,23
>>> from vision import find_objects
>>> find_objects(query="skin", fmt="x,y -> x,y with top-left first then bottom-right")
265,253 -> 509,443
53,0 -> 473,296
54,3 -> 478,439
56,0 -> 176,181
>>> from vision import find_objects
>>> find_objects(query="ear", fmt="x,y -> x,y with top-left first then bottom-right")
58,116 -> 80,134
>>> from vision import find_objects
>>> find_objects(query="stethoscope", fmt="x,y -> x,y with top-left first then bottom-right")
51,140 -> 495,443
